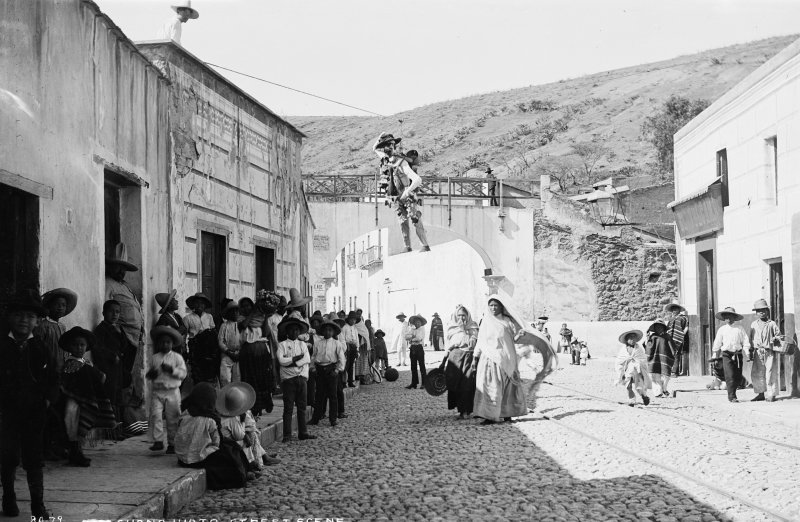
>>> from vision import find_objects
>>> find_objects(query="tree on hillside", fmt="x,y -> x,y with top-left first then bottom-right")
534,154 -> 581,193
571,141 -> 610,185
641,95 -> 709,175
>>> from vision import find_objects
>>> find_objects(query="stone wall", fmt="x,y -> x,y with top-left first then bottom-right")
534,201 -> 678,321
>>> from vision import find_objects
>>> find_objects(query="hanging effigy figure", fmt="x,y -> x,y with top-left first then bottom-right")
372,133 -> 431,253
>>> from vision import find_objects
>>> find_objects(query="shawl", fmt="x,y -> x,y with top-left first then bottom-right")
480,294 -> 559,408
355,319 -> 371,350
614,344 -> 652,388
445,305 -> 479,350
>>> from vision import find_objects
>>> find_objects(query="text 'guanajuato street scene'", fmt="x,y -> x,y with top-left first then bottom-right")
2,1 -> 800,521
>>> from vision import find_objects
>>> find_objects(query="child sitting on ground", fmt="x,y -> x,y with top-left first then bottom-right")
146,326 -> 187,454
217,382 -> 279,477
58,327 -> 117,467
614,329 -> 652,406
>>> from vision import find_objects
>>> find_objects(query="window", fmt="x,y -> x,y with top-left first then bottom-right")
716,148 -> 729,207
255,246 -> 276,292
766,136 -> 778,204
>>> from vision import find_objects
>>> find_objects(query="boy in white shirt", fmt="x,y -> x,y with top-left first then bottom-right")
712,307 -> 751,403
146,327 -> 187,453
308,321 -> 346,427
276,318 -> 316,442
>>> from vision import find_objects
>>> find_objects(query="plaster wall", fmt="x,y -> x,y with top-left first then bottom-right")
674,39 -> 800,384
0,0 -> 170,329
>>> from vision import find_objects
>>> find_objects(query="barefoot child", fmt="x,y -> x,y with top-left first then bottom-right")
146,326 -> 187,453
615,330 -> 651,406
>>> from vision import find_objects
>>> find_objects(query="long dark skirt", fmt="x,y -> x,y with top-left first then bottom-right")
239,340 -> 275,415
445,348 -> 476,415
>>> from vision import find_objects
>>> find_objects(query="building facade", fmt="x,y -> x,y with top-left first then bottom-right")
138,42 -> 313,316
672,37 -> 800,390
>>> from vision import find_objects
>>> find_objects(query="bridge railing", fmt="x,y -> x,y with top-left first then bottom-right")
358,245 -> 383,269
302,174 -> 539,200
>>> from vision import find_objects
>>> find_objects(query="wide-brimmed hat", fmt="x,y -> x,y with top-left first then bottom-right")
424,368 -> 447,396
58,327 -> 96,351
346,311 -> 359,322
106,243 -> 139,272
155,289 -> 178,314
375,329 -> 385,338
285,288 -> 312,310
375,132 -> 401,149
6,289 -> 47,316
432,312 -> 440,317
216,382 -> 255,417
318,320 -> 342,337
150,325 -> 184,347
309,314 -> 324,326
42,288 -> 79,316
752,298 -> 770,311
186,292 -> 212,309
171,0 -> 199,19
277,317 -> 309,337
663,300 -> 686,314
715,307 -> 743,321
536,316 -> 549,322
647,319 -> 668,333
333,318 -> 346,327
396,312 -> 407,320
618,329 -> 643,344
222,300 -> 239,315
409,314 -> 427,327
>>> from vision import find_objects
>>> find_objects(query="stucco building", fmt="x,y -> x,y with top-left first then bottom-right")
672,37 -> 800,391
137,41 -> 314,316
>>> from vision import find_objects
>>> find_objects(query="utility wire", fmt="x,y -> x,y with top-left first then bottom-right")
205,62 -> 385,117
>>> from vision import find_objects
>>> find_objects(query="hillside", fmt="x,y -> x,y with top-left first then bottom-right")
290,35 -> 797,190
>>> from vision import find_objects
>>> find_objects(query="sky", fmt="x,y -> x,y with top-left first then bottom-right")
95,0 -> 800,118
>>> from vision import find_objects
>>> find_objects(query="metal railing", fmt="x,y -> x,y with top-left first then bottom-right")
359,245 -> 382,269
345,252 -> 356,269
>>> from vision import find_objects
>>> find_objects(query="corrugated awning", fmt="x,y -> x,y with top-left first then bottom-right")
668,178 -> 724,239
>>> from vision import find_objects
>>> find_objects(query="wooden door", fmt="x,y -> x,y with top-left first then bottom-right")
201,231 -> 226,317
696,249 -> 716,376
769,261 -> 786,392
0,183 -> 40,314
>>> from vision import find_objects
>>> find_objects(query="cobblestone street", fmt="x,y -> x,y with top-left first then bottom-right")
179,353 -> 798,521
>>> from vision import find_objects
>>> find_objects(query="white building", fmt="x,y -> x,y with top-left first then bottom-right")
671,37 -> 800,390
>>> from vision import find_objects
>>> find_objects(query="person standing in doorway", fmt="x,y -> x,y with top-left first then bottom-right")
392,313 -> 409,366
405,315 -> 428,389
712,307 -> 751,403
664,301 -> 689,377
161,1 -> 199,45
429,313 -> 444,351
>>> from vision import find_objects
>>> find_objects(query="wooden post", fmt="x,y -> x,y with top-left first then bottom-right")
448,176 -> 452,227
374,169 -> 379,226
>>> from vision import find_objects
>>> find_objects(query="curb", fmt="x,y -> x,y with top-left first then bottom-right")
116,468 -> 206,519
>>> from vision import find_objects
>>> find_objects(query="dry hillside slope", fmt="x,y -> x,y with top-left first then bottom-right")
291,35 -> 797,189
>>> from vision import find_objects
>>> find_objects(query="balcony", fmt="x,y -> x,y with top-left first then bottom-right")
346,252 -> 356,270
359,245 -> 383,270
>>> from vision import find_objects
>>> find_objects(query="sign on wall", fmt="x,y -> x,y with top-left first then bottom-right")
313,235 -> 329,250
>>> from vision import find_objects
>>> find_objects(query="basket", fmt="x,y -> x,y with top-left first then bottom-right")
774,335 -> 796,354
424,368 -> 447,396
384,367 -> 399,382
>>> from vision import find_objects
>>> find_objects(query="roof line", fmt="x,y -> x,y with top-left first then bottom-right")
135,39 -> 306,139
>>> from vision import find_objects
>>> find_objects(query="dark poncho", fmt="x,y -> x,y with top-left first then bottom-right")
445,348 -> 476,414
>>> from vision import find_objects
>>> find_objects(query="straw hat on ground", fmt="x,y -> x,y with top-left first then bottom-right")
216,382 -> 256,417
42,288 -> 79,316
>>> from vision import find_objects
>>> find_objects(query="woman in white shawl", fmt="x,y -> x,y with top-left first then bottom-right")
471,294 -> 557,424
443,305 -> 480,419
615,329 -> 652,406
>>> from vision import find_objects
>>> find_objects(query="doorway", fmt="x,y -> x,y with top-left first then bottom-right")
0,183 -> 40,314
768,261 -> 786,392
255,246 -> 276,292
696,249 -> 716,375
200,231 -> 227,318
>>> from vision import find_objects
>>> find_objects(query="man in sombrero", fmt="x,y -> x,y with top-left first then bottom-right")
712,307 -> 751,403
161,0 -> 199,45
664,301 -> 689,377
105,243 -> 145,412
373,132 -> 431,253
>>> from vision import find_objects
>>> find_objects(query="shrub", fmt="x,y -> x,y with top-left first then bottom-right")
641,95 -> 709,175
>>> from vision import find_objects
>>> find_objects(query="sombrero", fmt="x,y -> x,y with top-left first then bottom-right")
715,307 -> 743,321
6,289 -> 47,316
424,368 -> 447,396
375,132 -> 401,149
149,326 -> 184,347
186,292 -> 212,309
647,319 -> 668,332
409,314 -> 427,327
155,289 -> 178,314
396,312 -> 407,320
216,382 -> 256,417
663,300 -> 686,314
618,329 -> 643,344
171,0 -> 199,19
333,318 -> 346,328
375,330 -> 386,338
752,298 -> 770,311
285,288 -> 312,310
42,288 -> 79,316
106,243 -> 139,272
317,319 -> 341,337
536,316 -> 549,322
277,317 -> 310,337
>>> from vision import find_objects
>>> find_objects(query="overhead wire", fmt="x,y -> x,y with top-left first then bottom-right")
204,62 -> 385,117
